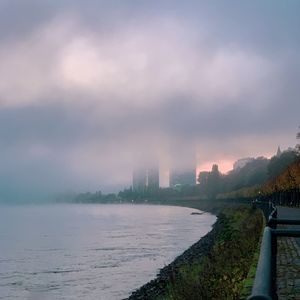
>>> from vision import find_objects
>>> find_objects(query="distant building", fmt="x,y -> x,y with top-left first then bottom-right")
276,146 -> 282,157
147,167 -> 159,191
198,171 -> 210,185
169,169 -> 195,187
132,168 -> 147,192
132,164 -> 159,192
211,164 -> 219,173
233,157 -> 255,170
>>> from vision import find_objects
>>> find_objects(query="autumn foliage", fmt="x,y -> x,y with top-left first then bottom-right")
263,159 -> 300,195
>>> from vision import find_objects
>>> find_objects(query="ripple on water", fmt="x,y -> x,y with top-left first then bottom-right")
0,204 -> 216,299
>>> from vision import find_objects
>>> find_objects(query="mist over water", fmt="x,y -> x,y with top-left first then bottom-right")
0,204 -> 216,299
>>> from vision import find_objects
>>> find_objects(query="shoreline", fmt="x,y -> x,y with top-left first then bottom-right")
126,212 -> 222,300
125,200 -> 262,300
51,199 -> 257,299
125,200 -> 223,300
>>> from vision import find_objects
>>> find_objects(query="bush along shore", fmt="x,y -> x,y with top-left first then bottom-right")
126,206 -> 263,300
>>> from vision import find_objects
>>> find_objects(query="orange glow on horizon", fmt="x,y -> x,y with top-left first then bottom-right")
197,160 -> 234,176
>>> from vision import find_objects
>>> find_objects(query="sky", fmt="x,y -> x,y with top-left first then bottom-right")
0,0 -> 299,200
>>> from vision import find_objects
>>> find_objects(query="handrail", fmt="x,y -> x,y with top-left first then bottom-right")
248,200 -> 300,300
274,229 -> 300,237
247,227 -> 274,300
269,218 -> 300,226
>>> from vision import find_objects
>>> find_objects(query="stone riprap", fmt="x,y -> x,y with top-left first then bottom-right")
126,215 -> 223,300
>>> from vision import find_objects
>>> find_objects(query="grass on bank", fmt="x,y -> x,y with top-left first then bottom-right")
239,209 -> 265,299
161,206 -> 263,300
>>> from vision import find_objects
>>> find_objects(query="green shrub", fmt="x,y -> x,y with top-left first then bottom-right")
163,207 -> 263,300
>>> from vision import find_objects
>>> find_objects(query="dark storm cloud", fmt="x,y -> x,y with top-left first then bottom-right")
0,0 -> 299,200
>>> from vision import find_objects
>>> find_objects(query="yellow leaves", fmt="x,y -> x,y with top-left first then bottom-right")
262,159 -> 300,194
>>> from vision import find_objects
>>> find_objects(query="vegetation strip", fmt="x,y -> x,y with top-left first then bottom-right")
126,205 -> 263,300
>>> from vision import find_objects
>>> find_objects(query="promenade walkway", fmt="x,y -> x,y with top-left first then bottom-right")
277,207 -> 300,299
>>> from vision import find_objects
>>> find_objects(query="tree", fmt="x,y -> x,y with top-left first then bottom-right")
263,160 -> 300,193
221,157 -> 269,192
268,150 -> 298,179
296,126 -> 300,153
197,164 -> 222,199
208,164 -> 222,199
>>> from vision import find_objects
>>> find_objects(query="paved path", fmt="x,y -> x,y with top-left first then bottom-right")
277,207 -> 300,299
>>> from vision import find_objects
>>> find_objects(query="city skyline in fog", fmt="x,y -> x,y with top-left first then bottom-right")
0,1 -> 300,200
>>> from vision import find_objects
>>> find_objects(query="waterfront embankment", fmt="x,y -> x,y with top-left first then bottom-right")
127,203 -> 263,300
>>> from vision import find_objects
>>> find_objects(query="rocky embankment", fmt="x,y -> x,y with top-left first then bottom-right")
126,215 -> 223,300
126,205 -> 263,300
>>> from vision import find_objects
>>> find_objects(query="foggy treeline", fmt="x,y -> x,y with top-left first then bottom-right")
66,145 -> 300,203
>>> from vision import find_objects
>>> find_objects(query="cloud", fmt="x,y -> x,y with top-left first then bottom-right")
0,14 -> 275,109
0,2 -> 299,199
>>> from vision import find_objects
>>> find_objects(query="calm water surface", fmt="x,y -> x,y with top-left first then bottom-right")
0,204 -> 216,299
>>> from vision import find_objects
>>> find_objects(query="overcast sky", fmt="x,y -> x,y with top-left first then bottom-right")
0,0 -> 299,200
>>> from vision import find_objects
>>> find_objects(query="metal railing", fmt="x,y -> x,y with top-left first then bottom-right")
248,203 -> 300,300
